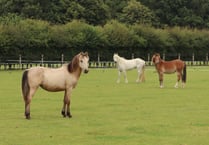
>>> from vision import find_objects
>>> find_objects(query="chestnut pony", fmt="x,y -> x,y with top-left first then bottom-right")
152,53 -> 186,88
22,52 -> 89,119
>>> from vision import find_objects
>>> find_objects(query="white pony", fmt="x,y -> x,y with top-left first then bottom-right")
113,53 -> 145,83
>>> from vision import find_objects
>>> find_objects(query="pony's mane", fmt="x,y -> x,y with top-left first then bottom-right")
68,54 -> 80,73
154,53 -> 161,57
114,54 -> 126,62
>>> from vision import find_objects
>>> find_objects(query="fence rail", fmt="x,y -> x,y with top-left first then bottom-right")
0,60 -> 208,70
1,53 -> 208,70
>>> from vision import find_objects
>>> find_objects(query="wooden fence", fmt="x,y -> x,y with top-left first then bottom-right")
1,53 -> 208,70
0,60 -> 208,70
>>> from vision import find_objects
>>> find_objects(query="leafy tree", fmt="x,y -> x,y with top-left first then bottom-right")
66,1 -> 85,21
104,0 -> 128,19
78,0 -> 111,25
120,0 -> 157,26
140,0 -> 209,28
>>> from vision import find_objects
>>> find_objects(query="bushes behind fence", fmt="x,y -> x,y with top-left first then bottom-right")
0,19 -> 209,61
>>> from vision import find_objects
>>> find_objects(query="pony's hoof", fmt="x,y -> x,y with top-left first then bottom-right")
67,115 -> 72,118
25,113 -> 31,119
25,116 -> 31,120
67,112 -> 72,118
61,111 -> 66,117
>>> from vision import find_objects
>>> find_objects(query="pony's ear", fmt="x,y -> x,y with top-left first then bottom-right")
155,53 -> 160,57
84,52 -> 88,56
80,52 -> 88,56
151,55 -> 155,63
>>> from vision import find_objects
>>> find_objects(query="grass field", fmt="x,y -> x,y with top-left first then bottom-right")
0,66 -> 209,145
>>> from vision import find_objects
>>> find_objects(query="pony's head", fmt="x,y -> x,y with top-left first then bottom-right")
78,52 -> 89,73
152,53 -> 161,64
113,53 -> 119,62
68,52 -> 89,73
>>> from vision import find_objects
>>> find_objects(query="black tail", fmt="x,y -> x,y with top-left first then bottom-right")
182,64 -> 186,83
22,70 -> 30,101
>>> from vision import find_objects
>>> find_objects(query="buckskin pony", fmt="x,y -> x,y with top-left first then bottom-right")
22,52 -> 89,119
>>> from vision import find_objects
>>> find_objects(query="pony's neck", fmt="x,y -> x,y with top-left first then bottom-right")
158,58 -> 163,63
154,58 -> 163,66
74,67 -> 82,78
117,56 -> 126,63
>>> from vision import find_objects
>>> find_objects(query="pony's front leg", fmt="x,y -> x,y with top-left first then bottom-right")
174,82 -> 179,88
159,73 -> 164,88
61,88 -> 72,118
123,71 -> 128,83
117,71 -> 121,83
61,103 -> 66,117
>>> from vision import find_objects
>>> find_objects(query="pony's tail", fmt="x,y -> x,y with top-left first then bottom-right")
140,64 -> 146,82
22,70 -> 30,101
182,64 -> 186,83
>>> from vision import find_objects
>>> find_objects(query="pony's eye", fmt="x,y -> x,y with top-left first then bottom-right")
80,60 -> 83,63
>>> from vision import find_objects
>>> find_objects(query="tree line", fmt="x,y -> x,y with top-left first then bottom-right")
1,0 -> 209,28
0,0 -> 209,61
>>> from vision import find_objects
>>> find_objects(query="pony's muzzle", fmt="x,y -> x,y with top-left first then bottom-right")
84,69 -> 89,73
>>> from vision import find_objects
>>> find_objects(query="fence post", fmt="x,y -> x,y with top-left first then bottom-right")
192,53 -> 195,65
163,53 -> 165,60
132,53 -> 134,59
206,53 -> 208,65
178,53 -> 181,59
148,53 -> 150,65
19,54 -> 22,69
41,54 -> 44,66
97,53 -> 100,63
61,54 -> 64,64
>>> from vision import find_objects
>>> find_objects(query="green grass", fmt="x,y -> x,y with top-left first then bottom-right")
0,66 -> 209,145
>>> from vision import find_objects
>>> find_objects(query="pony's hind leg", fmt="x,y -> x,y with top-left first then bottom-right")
136,71 -> 141,83
25,98 -> 31,119
24,88 -> 36,119
174,72 -> 181,88
136,65 -> 145,83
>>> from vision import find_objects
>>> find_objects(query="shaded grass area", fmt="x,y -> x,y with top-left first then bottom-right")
0,67 -> 209,145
